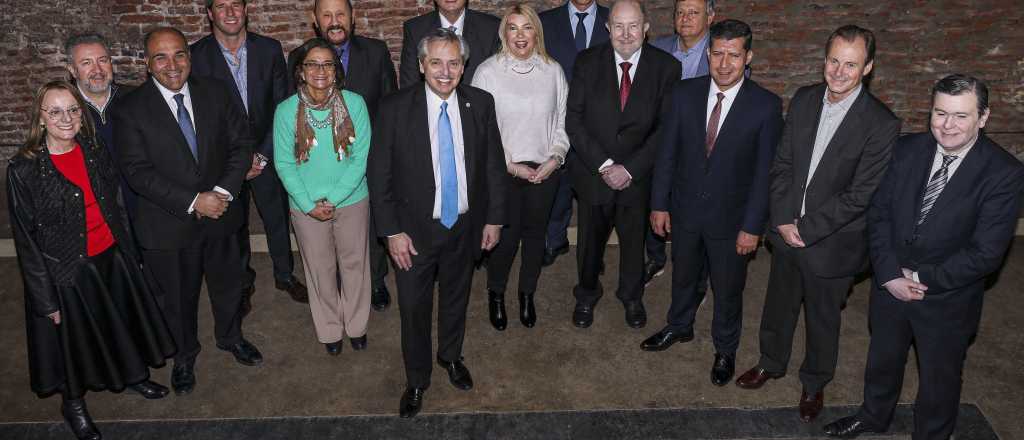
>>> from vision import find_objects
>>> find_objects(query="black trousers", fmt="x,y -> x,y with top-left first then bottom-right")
856,288 -> 983,440
395,217 -> 474,389
545,155 -> 574,252
368,211 -> 390,290
574,200 -> 647,306
143,233 -> 246,365
666,227 -> 749,355
238,164 -> 294,285
487,168 -> 559,295
758,245 -> 853,393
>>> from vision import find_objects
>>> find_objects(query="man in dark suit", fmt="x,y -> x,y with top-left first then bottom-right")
735,25 -> 900,423
368,29 -> 506,418
114,27 -> 263,395
644,20 -> 783,387
538,0 -> 609,267
824,75 -> 1024,439
312,0 -> 398,310
398,0 -> 499,88
190,0 -> 307,309
566,0 -> 680,329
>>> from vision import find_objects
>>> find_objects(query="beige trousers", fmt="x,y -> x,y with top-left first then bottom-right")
290,198 -> 371,343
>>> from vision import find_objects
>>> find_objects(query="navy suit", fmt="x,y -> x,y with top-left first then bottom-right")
858,133 -> 1024,439
539,2 -> 609,253
651,76 -> 782,354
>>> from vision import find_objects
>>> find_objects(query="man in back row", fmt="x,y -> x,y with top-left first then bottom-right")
399,0 -> 500,88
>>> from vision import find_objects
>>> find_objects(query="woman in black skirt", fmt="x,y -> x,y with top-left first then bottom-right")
8,80 -> 176,440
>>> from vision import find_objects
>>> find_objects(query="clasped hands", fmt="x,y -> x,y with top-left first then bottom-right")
601,164 -> 631,190
307,199 -> 335,221
509,158 -> 558,184
650,210 -> 759,255
387,224 -> 502,271
883,268 -> 928,302
194,191 -> 231,219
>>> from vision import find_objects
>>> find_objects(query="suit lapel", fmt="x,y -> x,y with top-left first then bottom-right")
791,85 -> 827,193
188,79 -> 209,167
922,136 -> 987,230
145,80 -> 199,168
901,139 -> 934,238
242,35 -> 256,115
345,37 -> 366,91
709,79 -> 751,161
592,6 -> 609,44
205,39 -> 247,115
413,87 -> 436,200
551,6 -> 573,48
599,45 -> 622,120
457,89 -> 476,189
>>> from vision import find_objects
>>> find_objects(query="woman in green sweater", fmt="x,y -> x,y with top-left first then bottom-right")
274,38 -> 372,355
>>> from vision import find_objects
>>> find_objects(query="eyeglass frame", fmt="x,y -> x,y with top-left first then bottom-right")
40,106 -> 84,121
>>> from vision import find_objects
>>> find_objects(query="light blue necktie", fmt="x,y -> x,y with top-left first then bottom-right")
438,101 -> 458,229
173,93 -> 199,161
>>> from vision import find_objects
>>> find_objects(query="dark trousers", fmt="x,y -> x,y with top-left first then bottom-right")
645,223 -> 668,266
143,233 -> 246,365
368,211 -> 390,290
758,245 -> 853,393
667,227 -> 749,355
395,217 -> 473,389
545,161 -> 574,251
573,200 -> 647,306
857,288 -> 983,440
238,164 -> 294,285
487,167 -> 559,295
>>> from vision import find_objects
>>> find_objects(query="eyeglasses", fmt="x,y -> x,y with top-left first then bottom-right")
303,61 -> 337,71
40,106 -> 83,121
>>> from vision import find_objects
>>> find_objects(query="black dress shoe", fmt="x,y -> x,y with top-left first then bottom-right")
518,291 -> 536,328
371,285 -> 391,311
324,341 -> 342,356
710,353 -> 735,386
436,357 -> 473,390
217,338 -> 264,366
171,362 -> 195,396
61,398 -> 101,440
542,244 -> 569,267
643,261 -> 665,285
640,328 -> 694,351
275,277 -> 309,303
572,303 -> 594,328
350,335 -> 367,351
399,387 -> 425,418
487,290 -> 507,331
129,380 -> 169,399
624,300 -> 647,328
823,416 -> 881,438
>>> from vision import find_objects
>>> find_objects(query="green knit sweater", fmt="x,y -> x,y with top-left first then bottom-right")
273,90 -> 371,213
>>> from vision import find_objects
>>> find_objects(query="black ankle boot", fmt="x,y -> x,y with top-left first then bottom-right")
488,289 -> 507,331
519,291 -> 536,328
61,398 -> 101,440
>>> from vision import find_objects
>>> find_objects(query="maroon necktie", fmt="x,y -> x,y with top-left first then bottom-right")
619,62 -> 632,111
705,92 -> 725,156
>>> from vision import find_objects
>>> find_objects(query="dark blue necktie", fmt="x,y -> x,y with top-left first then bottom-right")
574,12 -> 588,51
173,93 -> 199,161
438,102 -> 458,229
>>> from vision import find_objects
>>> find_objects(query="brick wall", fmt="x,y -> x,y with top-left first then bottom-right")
2,0 -> 1022,155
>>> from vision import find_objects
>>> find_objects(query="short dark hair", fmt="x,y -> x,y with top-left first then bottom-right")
205,0 -> 247,9
932,73 -> 990,115
143,27 -> 188,58
289,38 -> 346,89
709,19 -> 752,51
313,0 -> 353,13
825,25 -> 875,64
65,33 -> 110,63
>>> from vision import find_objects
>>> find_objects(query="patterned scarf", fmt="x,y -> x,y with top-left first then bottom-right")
294,85 -> 356,163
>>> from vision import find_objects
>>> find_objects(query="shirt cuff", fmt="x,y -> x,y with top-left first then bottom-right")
213,186 -> 234,202
911,271 -> 920,283
599,159 -> 614,172
187,193 -> 200,214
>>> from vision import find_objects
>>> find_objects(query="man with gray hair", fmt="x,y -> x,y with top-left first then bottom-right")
367,28 -> 506,418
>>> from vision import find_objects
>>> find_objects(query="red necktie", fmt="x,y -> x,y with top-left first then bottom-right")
705,92 -> 725,156
619,61 -> 632,111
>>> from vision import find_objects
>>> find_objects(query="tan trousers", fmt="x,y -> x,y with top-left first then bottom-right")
290,198 -> 371,343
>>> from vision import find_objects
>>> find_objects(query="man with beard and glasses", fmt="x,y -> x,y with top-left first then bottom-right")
398,0 -> 500,88
311,0 -> 398,311
191,0 -> 308,311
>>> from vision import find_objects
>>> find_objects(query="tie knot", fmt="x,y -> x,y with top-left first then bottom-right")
576,12 -> 588,20
716,92 -> 725,102
440,101 -> 448,112
174,93 -> 185,104
448,25 -> 457,33
942,155 -> 958,166
620,61 -> 632,71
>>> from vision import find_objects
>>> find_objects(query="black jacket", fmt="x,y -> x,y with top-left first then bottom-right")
8,136 -> 136,316
398,9 -> 500,88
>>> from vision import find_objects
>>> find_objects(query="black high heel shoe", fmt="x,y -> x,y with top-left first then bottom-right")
519,291 -> 536,328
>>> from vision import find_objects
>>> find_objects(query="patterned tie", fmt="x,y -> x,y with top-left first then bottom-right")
917,154 -> 958,225
619,62 -> 632,111
705,92 -> 725,156
335,46 -> 347,75
438,101 -> 458,229
574,12 -> 588,51
173,93 -> 199,161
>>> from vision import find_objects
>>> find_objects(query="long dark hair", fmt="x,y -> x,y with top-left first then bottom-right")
289,37 -> 346,90
19,80 -> 96,159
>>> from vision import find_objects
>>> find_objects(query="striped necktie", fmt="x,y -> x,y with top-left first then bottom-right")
917,154 -> 958,225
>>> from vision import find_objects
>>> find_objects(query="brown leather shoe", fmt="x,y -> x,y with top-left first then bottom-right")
799,390 -> 824,423
735,366 -> 784,389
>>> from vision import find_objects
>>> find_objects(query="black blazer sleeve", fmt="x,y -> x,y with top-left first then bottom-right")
741,94 -> 784,235
214,84 -> 252,196
769,88 -> 805,228
866,142 -> 907,286
481,91 -> 507,226
113,107 -> 199,219
378,45 -> 398,99
650,84 -> 682,212
7,166 -> 59,316
565,51 -> 611,172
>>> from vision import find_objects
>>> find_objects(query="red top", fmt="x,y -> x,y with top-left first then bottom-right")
50,144 -> 115,256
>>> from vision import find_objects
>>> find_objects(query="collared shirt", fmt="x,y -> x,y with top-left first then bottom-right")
613,46 -> 642,87
801,84 -> 862,216
440,10 -> 466,35
673,33 -> 709,79
78,84 -> 113,118
333,39 -> 352,74
568,0 -> 598,48
217,39 -> 249,112
425,84 -> 469,217
928,138 -> 976,181
706,77 -> 743,136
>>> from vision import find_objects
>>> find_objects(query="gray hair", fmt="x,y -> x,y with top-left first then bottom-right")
416,28 -> 470,63
65,33 -> 110,63
609,0 -> 649,22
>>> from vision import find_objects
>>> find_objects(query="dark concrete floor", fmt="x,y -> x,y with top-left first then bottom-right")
0,240 -> 1021,439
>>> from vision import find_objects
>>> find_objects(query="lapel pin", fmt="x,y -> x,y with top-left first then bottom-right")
465,102 -> 471,108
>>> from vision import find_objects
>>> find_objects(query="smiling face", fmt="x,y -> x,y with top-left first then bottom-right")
708,37 -> 750,91
674,0 -> 713,42
146,30 -> 191,92
823,36 -> 872,103
300,47 -> 338,92
67,42 -> 113,96
504,13 -> 537,60
208,0 -> 247,37
313,0 -> 353,46
40,89 -> 83,146
931,91 -> 989,153
607,0 -> 649,60
419,40 -> 464,99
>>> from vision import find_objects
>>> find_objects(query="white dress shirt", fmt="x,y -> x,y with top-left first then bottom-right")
425,85 -> 469,218
599,48 -> 643,175
440,10 -> 466,35
706,77 -> 744,137
801,85 -> 862,216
